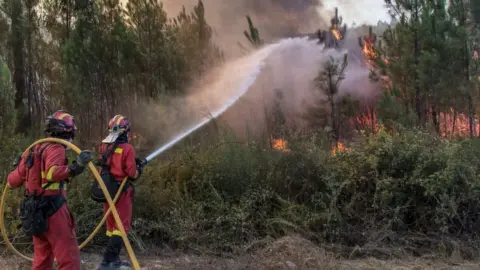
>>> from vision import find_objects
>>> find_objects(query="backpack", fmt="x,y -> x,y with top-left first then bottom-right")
19,143 -> 66,236
90,142 -> 126,203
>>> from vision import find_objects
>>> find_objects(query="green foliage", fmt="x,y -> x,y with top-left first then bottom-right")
2,0 -> 480,259
0,0 -> 223,141
0,59 -> 14,132
374,0 -> 479,134
0,59 -> 20,169
472,0 -> 480,27
377,91 -> 417,130
61,128 -> 480,255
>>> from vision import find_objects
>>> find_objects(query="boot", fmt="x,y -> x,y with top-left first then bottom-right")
97,236 -> 122,270
108,236 -> 129,269
97,259 -> 111,270
110,259 -> 132,269
97,246 -> 112,270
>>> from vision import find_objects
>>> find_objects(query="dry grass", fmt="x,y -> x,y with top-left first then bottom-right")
1,236 -> 479,269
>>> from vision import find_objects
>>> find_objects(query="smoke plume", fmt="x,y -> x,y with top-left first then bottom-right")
134,32 -> 380,154
162,0 -> 327,58
220,30 -> 380,138
130,2 -> 384,155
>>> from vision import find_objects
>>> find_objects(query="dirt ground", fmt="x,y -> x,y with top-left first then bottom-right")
1,236 -> 479,269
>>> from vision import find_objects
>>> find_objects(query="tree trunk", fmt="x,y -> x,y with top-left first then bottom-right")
453,109 -> 457,137
468,89 -> 474,137
26,1 -> 34,129
465,43 -> 474,137
328,70 -> 338,145
443,112 -> 447,137
431,105 -> 440,134
370,106 -> 375,134
460,0 -> 474,138
11,0 -> 27,133
413,0 -> 422,125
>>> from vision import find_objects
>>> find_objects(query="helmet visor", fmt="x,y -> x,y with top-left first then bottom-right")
102,131 -> 121,144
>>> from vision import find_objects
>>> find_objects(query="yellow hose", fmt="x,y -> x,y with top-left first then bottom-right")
0,138 -> 140,270
78,178 -> 127,249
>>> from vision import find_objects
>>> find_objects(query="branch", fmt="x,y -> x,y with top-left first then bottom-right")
335,54 -> 348,85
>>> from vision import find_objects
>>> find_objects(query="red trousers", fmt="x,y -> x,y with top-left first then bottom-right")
104,187 -> 133,236
32,204 -> 80,270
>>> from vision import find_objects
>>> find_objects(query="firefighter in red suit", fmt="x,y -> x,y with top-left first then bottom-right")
98,115 -> 143,270
7,110 -> 93,270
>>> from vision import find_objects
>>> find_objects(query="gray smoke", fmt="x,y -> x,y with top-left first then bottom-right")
218,32 -> 381,138
134,2 -> 385,151
162,0 -> 327,58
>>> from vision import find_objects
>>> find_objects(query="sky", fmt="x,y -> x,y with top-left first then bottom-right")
321,0 -> 391,25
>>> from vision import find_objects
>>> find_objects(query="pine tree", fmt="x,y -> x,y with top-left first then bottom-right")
471,0 -> 480,28
449,0 -> 476,137
384,0 -> 425,124
419,0 -> 452,134
126,0 -> 184,97
0,7 -> 8,58
8,0 -> 27,132
0,58 -> 20,167
305,54 -> 358,145
0,57 -> 15,135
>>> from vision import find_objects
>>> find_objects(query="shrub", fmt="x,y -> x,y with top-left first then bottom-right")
124,128 -> 480,254
5,125 -> 480,257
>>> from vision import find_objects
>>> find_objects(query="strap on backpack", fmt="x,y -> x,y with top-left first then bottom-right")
38,143 -> 64,195
24,143 -> 59,197
99,142 -> 120,171
100,142 -> 131,192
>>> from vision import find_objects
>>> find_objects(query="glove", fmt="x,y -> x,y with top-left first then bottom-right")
136,163 -> 144,177
135,157 -> 145,166
135,157 -> 144,177
69,161 -> 84,177
69,150 -> 93,177
12,153 -> 23,168
77,150 -> 93,167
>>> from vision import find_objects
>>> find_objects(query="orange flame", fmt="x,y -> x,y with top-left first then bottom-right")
272,138 -> 289,152
331,142 -> 349,155
331,28 -> 342,40
353,113 -> 378,133
362,42 -> 376,60
438,107 -> 479,138
348,105 -> 478,138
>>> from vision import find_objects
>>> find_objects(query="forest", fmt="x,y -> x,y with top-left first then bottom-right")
2,0 -> 480,268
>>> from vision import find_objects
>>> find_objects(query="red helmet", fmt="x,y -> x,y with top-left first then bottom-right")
44,110 -> 77,139
108,115 -> 130,133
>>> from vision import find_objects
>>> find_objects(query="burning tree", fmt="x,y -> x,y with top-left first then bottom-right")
358,26 -> 377,64
329,8 -> 345,40
315,7 -> 347,48
365,0 -> 480,138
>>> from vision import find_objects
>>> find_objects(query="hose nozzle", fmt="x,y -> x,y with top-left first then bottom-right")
135,157 -> 147,166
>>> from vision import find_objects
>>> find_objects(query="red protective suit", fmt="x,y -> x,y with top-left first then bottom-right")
99,143 -> 137,236
7,143 -> 80,270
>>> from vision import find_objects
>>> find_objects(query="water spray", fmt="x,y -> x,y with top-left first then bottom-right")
140,38 -> 311,164
143,62 -> 264,163
137,29 -> 369,165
